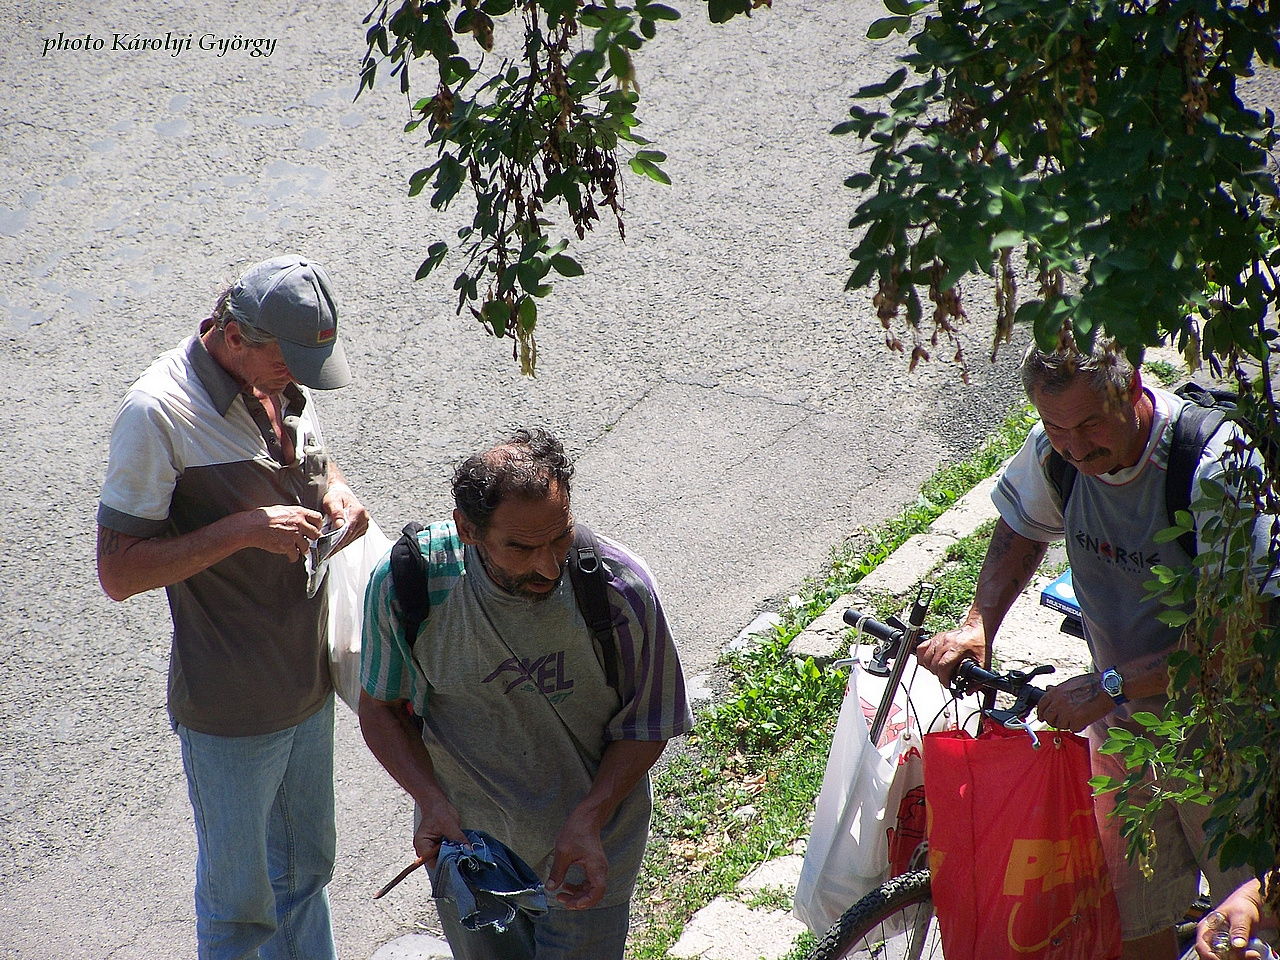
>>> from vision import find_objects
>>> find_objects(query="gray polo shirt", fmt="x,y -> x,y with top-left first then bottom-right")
98,334 -> 332,736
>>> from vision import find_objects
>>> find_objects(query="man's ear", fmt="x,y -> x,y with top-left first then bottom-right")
453,508 -> 480,545
222,319 -> 247,352
1128,367 -> 1144,404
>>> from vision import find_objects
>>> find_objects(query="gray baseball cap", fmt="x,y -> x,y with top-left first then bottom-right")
227,256 -> 352,390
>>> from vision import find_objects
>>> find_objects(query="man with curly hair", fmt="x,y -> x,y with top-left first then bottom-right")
360,428 -> 693,960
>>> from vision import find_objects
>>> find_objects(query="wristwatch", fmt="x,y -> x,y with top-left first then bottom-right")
1100,667 -> 1128,705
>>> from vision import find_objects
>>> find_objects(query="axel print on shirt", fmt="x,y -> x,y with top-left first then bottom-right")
483,650 -> 576,703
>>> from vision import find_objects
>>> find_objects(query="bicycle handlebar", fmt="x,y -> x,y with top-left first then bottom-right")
842,605 -> 1052,716
841,608 -> 903,645
954,658 -> 1046,706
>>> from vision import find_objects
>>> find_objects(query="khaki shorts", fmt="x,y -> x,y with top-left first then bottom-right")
1089,726 -> 1252,941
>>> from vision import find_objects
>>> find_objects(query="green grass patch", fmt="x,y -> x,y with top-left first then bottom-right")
1142,359 -> 1182,386
625,406 -> 1037,958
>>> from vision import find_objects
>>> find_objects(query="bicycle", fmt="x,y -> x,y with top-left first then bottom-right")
804,587 -> 1211,960
799,585 -> 1052,960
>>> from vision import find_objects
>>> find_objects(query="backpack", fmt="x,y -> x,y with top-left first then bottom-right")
1046,382 -> 1242,559
388,520 -> 622,690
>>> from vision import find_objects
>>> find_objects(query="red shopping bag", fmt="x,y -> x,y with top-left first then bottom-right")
923,724 -> 1121,960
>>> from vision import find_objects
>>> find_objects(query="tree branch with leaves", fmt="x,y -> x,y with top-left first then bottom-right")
357,0 -> 764,374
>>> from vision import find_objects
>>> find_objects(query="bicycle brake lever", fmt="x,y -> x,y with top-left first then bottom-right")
1006,664 -> 1056,684
989,712 -> 1041,750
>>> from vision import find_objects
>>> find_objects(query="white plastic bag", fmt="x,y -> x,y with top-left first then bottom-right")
793,657 -> 954,935
326,518 -> 391,713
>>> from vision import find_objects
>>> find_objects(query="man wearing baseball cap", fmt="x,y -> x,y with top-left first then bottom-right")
96,256 -> 369,960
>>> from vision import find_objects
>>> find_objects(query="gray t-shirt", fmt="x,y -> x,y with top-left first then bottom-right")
993,386 -> 1277,723
362,521 -> 694,908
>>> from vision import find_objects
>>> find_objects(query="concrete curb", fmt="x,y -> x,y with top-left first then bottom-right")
787,474 -> 1000,663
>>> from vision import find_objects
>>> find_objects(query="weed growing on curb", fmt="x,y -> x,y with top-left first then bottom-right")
625,407 -> 1037,958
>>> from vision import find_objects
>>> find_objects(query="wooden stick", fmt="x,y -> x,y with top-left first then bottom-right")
374,856 -> 426,900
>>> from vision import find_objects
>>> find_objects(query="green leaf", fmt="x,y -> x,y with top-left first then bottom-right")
846,257 -> 878,291
866,16 -> 911,40
629,156 -> 671,184
550,254 -> 584,277
1219,832 -> 1253,870
706,0 -> 751,24
484,299 -> 511,337
637,1 -> 680,20
517,294 -> 537,333
990,229 -> 1023,251
517,259 -> 546,293
415,242 -> 449,280
608,45 -> 633,83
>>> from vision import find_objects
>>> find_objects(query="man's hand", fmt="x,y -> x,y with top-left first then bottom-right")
1035,674 -> 1114,732
543,739 -> 666,910
915,520 -> 1047,682
358,692 -> 468,869
97,502 -> 323,600
412,789 -> 467,869
916,620 -> 986,683
546,808 -> 609,910
249,504 -> 324,562
1196,878 -> 1272,959
322,480 -> 369,550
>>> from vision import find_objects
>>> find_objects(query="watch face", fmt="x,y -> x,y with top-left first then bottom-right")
1101,670 -> 1122,696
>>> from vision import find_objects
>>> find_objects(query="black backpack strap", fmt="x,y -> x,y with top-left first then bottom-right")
1047,449 -> 1077,512
566,523 -> 620,691
389,522 -> 430,650
1166,394 -> 1227,559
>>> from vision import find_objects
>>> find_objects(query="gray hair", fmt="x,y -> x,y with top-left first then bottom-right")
1020,336 -> 1134,400
208,285 -> 278,347
452,428 -> 575,533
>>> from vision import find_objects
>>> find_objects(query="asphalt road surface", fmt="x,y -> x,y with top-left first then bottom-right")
0,0 -> 1058,956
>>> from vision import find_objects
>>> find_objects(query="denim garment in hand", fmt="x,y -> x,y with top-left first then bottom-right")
431,830 -> 549,933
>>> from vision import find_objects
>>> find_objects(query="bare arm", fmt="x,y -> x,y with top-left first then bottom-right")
916,518 -> 1049,679
98,455 -> 367,601
96,504 -> 323,601
1039,600 -> 1273,732
547,738 -> 668,909
357,690 -> 465,866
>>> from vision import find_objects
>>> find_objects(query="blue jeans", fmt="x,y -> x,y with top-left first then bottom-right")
176,696 -> 338,960
437,898 -> 630,960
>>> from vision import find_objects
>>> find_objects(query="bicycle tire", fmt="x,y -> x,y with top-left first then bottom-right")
805,870 -> 940,960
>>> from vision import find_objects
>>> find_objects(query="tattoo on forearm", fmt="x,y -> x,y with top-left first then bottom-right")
1020,542 -> 1048,579
988,522 -> 1017,561
1067,684 -> 1102,706
987,522 -> 1047,593
97,528 -> 119,558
